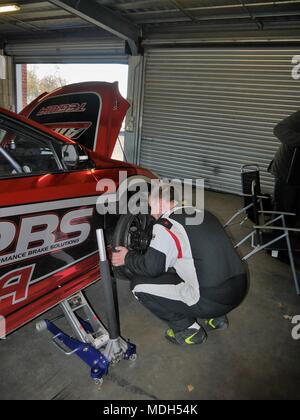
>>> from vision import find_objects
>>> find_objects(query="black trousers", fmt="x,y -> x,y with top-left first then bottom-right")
131,272 -> 248,333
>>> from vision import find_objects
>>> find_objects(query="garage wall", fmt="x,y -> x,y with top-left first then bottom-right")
139,48 -> 300,194
0,55 -> 15,111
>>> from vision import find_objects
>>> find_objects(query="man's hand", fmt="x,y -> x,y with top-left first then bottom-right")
112,247 -> 129,267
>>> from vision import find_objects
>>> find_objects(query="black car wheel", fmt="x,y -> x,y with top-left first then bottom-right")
112,214 -> 154,280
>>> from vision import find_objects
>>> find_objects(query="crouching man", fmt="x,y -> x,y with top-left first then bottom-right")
112,186 -> 248,347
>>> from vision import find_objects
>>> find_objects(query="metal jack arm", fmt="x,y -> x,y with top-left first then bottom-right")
96,229 -> 137,365
36,229 -> 137,385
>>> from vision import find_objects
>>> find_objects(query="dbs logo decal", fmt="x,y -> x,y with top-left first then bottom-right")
0,265 -> 35,305
0,207 -> 94,267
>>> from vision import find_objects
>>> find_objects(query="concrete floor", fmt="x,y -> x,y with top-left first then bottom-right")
1,190 -> 300,400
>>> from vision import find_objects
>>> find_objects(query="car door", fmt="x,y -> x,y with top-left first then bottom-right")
0,113 -> 104,335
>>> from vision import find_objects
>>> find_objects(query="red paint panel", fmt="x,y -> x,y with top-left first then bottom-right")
0,100 -> 157,336
21,82 -> 130,158
5,254 -> 101,335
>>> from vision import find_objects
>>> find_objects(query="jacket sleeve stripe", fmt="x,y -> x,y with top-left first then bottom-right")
163,227 -> 183,259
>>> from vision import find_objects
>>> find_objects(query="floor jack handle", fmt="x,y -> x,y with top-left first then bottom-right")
96,229 -> 120,340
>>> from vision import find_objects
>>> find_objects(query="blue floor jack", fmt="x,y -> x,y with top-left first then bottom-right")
36,229 -> 137,387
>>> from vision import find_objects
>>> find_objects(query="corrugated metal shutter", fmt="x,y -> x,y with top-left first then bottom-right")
140,48 -> 300,194
5,36 -> 127,64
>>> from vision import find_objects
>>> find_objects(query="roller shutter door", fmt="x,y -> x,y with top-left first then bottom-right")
5,36 -> 127,64
140,48 -> 300,194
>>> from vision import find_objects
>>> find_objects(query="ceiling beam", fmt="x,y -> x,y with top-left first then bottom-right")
49,0 -> 140,53
238,0 -> 263,30
168,0 -> 198,22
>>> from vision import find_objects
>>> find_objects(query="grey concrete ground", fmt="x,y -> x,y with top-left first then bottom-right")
0,190 -> 299,400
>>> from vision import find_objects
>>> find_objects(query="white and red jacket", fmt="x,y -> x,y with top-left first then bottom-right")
125,207 -> 246,307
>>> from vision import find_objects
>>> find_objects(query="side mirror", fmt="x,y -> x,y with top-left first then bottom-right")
62,144 -> 79,168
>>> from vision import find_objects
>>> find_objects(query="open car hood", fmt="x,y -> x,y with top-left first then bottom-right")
20,82 -> 130,159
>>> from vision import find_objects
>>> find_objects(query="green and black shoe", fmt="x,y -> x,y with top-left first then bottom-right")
165,326 -> 207,346
203,316 -> 229,333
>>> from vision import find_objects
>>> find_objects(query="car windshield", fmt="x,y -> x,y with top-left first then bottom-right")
0,125 -> 62,178
0,122 -> 94,179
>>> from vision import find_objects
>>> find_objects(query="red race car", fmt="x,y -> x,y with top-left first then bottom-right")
0,82 -> 156,336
